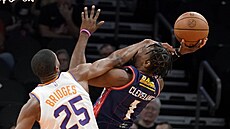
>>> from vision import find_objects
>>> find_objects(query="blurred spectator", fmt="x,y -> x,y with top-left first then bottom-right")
0,3 -> 20,33
155,122 -> 173,129
99,43 -> 116,58
38,0 -> 82,47
0,19 -> 15,72
31,0 -> 56,17
56,49 -> 70,72
130,98 -> 161,129
13,0 -> 37,37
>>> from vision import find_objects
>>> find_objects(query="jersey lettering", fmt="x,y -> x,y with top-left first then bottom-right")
54,96 -> 90,129
124,100 -> 140,120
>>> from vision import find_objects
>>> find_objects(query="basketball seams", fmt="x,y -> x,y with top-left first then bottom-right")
175,17 -> 208,26
174,28 -> 209,30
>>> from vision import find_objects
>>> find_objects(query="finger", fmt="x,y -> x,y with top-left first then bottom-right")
90,5 -> 95,19
94,9 -> 101,20
180,39 -> 186,47
96,21 -> 105,29
166,47 -> 175,53
199,38 -> 208,48
195,40 -> 203,48
81,12 -> 84,21
180,39 -> 185,43
162,43 -> 173,48
84,7 -> 88,20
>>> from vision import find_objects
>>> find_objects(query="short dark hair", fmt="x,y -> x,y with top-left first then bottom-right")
138,43 -> 172,77
31,49 -> 57,78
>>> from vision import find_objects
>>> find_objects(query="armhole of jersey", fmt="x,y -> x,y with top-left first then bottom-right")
67,71 -> 78,82
30,92 -> 40,103
110,66 -> 136,90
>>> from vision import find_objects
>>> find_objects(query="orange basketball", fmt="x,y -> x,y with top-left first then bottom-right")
174,11 -> 209,47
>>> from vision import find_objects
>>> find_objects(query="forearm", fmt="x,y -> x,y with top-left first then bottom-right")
84,40 -> 154,80
69,32 -> 89,69
109,39 -> 156,67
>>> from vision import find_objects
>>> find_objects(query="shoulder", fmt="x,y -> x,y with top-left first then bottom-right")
123,65 -> 139,74
68,63 -> 92,80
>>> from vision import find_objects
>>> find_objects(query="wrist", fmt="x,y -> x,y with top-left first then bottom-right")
175,48 -> 183,57
80,29 -> 91,37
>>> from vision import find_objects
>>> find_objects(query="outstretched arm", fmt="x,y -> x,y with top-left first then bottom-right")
69,5 -> 104,69
72,39 -> 156,81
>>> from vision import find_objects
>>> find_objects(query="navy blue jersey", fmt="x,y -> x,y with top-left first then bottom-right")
93,66 -> 161,129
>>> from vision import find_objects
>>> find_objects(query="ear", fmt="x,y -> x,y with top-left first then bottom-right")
144,60 -> 151,68
55,66 -> 59,72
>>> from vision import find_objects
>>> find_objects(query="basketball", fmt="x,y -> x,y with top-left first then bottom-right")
174,11 -> 209,47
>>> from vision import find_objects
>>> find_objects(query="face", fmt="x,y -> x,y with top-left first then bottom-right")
57,52 -> 69,72
139,100 -> 160,124
134,43 -> 171,77
99,45 -> 115,58
133,44 -> 155,70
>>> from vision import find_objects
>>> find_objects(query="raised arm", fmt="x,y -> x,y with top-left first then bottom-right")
69,5 -> 104,69
72,39 -> 157,81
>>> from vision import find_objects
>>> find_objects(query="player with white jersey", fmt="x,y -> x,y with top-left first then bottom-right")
31,72 -> 97,129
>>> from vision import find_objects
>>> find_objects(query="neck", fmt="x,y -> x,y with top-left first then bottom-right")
40,72 -> 59,84
138,119 -> 155,128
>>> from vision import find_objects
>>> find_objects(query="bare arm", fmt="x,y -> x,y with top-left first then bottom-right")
69,5 -> 104,69
72,38 -> 156,81
89,68 -> 132,87
15,97 -> 40,129
88,69 -> 165,89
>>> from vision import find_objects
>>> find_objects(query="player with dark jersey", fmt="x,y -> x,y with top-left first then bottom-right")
94,65 -> 161,128
91,43 -> 169,129
89,39 -> 207,129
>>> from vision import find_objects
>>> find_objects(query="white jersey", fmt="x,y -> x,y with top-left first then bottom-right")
31,72 -> 99,129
